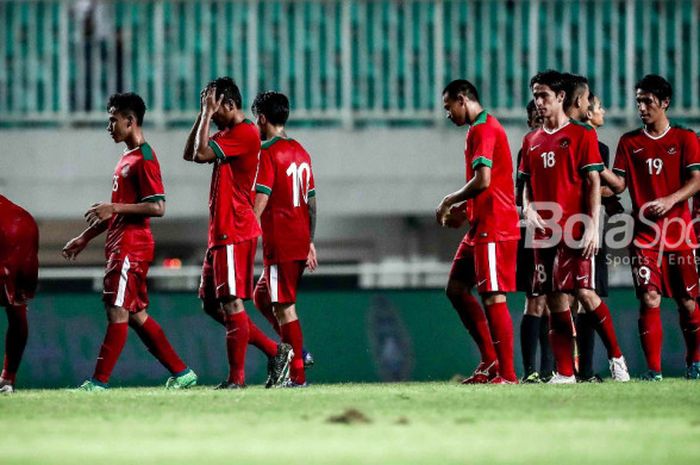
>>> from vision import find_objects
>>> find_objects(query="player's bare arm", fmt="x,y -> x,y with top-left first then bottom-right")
190,88 -> 223,164
600,167 -> 626,194
307,196 -> 318,271
61,221 -> 108,261
521,180 -> 546,232
436,166 -> 491,226
647,170 -> 700,218
582,170 -> 601,258
253,193 -> 270,224
85,200 -> 165,228
183,88 -> 209,161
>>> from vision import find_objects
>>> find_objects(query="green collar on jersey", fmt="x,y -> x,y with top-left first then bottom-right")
261,135 -> 293,149
471,111 -> 488,126
570,119 -> 594,130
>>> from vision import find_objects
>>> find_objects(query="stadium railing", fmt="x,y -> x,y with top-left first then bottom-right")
1,0 -> 698,127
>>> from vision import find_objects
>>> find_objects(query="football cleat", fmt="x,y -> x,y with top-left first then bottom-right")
521,371 -> 542,384
303,350 -> 315,369
265,343 -> 294,388
547,372 -> 577,384
214,381 -> 247,390
577,374 -> 603,383
489,376 -> 518,385
0,378 -> 14,394
685,362 -> 700,380
640,370 -> 663,382
281,380 -> 308,388
461,360 -> 498,384
77,379 -> 108,391
609,356 -> 630,382
165,368 -> 198,389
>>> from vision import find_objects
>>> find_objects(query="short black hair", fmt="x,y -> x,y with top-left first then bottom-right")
526,99 -> 538,120
530,70 -> 567,95
562,73 -> 589,110
635,74 -> 672,104
107,92 -> 146,125
251,91 -> 290,126
206,76 -> 243,109
442,79 -> 480,103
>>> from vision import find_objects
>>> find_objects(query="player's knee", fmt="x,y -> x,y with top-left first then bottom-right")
222,298 -> 245,315
128,311 -> 148,328
105,305 -> 129,323
641,291 -> 661,309
525,296 -> 545,316
575,289 -> 600,311
677,297 -> 696,314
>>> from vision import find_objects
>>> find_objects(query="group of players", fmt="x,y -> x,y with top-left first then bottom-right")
437,71 -> 700,384
0,77 -> 317,393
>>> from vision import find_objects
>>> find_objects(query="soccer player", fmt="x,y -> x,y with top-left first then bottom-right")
519,70 -> 627,384
436,79 -> 520,384
516,100 -> 554,383
561,74 -> 629,383
62,92 -> 197,390
182,77 -> 291,389
251,91 -> 317,387
601,74 -> 700,380
0,196 -> 38,394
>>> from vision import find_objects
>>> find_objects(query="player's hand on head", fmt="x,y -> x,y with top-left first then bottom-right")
306,243 -> 318,272
85,202 -> 114,227
203,88 -> 223,115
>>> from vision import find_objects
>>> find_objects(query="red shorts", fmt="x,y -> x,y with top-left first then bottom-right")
255,261 -> 306,305
533,245 -> 595,295
631,247 -> 700,299
199,239 -> 257,302
449,240 -> 517,294
103,258 -> 149,312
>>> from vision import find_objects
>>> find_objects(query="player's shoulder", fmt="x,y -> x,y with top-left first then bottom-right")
619,127 -> 644,142
139,142 -> 156,161
522,128 -> 541,145
261,136 -> 285,150
224,119 -> 260,140
669,123 -> 698,140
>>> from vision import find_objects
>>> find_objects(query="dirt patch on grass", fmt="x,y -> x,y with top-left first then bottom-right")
326,408 -> 372,424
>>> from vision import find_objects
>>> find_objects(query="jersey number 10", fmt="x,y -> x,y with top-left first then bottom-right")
286,162 -> 311,207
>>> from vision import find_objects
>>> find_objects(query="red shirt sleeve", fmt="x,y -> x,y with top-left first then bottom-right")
683,131 -> 700,171
255,149 -> 275,196
517,136 -> 531,179
578,128 -> 604,173
138,157 -> 165,202
209,124 -> 261,160
469,125 -> 497,170
612,137 -> 629,177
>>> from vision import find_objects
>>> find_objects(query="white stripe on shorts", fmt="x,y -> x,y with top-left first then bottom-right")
226,244 -> 236,296
591,253 -> 596,290
115,256 -> 130,307
270,265 -> 279,303
487,242 -> 498,292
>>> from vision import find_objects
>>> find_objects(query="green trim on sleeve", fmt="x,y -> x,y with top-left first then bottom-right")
208,140 -> 226,160
580,163 -> 604,173
141,143 -> 154,160
471,156 -> 493,169
612,168 -> 627,177
686,163 -> 700,172
255,184 -> 272,195
141,194 -> 165,202
308,188 -> 316,198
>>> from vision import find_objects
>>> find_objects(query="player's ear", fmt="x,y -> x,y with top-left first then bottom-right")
660,98 -> 670,111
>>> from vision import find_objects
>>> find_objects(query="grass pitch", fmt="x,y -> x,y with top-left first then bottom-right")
1,380 -> 699,465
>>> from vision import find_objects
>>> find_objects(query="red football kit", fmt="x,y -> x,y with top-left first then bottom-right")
0,196 -> 39,307
199,119 -> 262,301
254,137 -> 316,303
450,111 -> 520,294
518,120 -> 604,293
103,143 -> 165,311
613,125 -> 700,298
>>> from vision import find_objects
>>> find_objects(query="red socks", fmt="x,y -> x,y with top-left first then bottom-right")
452,292 -> 498,366
1,305 -> 29,384
679,304 -> 700,364
247,315 -> 278,358
225,312 -> 250,385
93,322 -> 129,384
639,306 -> 663,372
132,317 -> 187,375
591,301 -> 623,359
484,302 -> 516,381
281,320 -> 305,384
549,310 -> 576,377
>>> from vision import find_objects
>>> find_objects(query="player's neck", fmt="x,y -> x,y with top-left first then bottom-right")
229,110 -> 246,127
267,127 -> 287,140
644,117 -> 670,137
124,131 -> 145,150
542,113 -> 570,132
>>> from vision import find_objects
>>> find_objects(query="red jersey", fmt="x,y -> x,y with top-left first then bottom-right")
613,125 -> 700,250
105,143 -> 164,262
255,137 -> 316,264
463,112 -> 520,245
518,120 -> 604,241
207,119 -> 262,248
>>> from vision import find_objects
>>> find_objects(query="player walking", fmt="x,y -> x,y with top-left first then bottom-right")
601,75 -> 700,380
0,196 -> 39,394
63,93 -> 197,390
183,77 -> 292,389
251,91 -> 317,387
436,79 -> 520,384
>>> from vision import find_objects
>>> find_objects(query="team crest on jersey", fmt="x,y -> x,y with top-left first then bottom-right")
667,145 -> 678,155
120,164 -> 130,178
560,138 -> 570,149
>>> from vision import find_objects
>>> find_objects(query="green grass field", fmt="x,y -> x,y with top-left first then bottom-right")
1,380 -> 699,465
